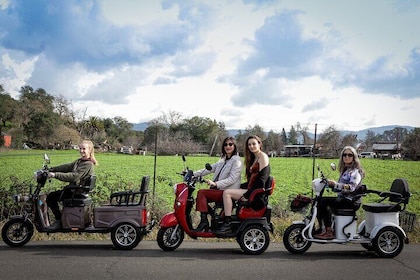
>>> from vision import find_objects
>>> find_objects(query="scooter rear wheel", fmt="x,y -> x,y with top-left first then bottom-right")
237,225 -> 270,255
373,226 -> 404,258
283,223 -> 312,254
1,218 -> 34,247
157,226 -> 184,251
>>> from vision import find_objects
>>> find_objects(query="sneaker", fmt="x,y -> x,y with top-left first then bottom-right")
314,230 -> 334,239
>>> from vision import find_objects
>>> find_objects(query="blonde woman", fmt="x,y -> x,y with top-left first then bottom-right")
315,146 -> 364,239
46,140 -> 97,229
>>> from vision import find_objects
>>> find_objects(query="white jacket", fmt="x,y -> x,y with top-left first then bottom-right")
193,154 -> 242,190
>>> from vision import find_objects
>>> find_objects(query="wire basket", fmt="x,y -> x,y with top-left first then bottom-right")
399,211 -> 417,233
289,194 -> 312,213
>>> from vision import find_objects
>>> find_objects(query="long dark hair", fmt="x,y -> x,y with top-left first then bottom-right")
244,135 -> 263,178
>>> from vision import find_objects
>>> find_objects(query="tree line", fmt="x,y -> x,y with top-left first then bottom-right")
1,85 -> 419,158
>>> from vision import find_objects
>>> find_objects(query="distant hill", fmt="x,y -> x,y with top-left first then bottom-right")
341,125 -> 414,140
132,122 -> 149,131
132,122 -> 414,141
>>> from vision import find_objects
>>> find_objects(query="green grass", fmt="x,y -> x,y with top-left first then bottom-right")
1,150 -> 419,242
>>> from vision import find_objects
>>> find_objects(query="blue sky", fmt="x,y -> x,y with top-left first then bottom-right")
0,0 -> 419,132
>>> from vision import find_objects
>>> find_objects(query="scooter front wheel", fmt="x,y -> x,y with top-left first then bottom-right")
1,218 -> 34,247
283,223 -> 312,254
157,226 -> 184,251
111,222 -> 142,250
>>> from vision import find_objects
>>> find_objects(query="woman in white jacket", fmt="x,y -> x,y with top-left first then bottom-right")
193,137 -> 242,232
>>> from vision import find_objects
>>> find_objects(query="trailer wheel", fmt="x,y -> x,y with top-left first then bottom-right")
111,223 -> 142,250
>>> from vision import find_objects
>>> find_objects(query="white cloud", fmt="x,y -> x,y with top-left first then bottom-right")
0,0 -> 419,133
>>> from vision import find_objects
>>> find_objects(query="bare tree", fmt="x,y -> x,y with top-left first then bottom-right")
318,126 -> 342,158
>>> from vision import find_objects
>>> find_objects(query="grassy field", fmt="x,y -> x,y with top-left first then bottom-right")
1,149 -> 419,242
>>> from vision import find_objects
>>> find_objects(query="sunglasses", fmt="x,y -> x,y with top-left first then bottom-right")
224,143 -> 234,147
342,153 -> 354,158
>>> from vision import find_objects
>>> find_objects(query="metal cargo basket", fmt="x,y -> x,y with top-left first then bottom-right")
399,211 -> 416,232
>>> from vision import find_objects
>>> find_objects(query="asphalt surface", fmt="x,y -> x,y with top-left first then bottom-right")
0,240 -> 419,280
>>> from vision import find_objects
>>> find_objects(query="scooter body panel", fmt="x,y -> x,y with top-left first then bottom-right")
369,222 -> 406,239
159,212 -> 178,227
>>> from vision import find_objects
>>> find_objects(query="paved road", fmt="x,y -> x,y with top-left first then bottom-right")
0,240 -> 419,280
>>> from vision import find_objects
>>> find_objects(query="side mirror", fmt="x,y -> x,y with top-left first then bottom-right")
205,163 -> 212,171
330,163 -> 336,171
44,154 -> 50,164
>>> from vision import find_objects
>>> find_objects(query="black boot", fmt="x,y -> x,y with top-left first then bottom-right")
215,216 -> 232,234
195,213 -> 209,232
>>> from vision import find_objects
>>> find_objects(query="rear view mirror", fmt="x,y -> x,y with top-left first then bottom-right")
205,163 -> 212,171
44,154 -> 50,164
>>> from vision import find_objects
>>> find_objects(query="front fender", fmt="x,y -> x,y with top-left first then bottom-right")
370,222 -> 406,239
159,212 -> 178,227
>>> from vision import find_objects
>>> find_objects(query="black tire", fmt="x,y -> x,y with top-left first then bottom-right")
237,225 -> 270,255
283,223 -> 312,254
157,226 -> 184,251
373,226 -> 404,258
111,223 -> 142,250
1,218 -> 34,247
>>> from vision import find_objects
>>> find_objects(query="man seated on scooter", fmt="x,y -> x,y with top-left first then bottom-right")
315,146 -> 364,239
193,137 -> 242,232
46,140 -> 98,230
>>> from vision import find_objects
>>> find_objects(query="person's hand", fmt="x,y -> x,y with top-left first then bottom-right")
327,179 -> 336,187
48,172 -> 55,178
206,179 -> 217,188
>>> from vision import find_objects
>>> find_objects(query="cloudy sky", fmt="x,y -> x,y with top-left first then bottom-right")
0,0 -> 419,133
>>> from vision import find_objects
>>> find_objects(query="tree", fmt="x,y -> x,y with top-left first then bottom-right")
264,130 -> 281,155
81,116 -> 105,140
364,130 -> 380,150
341,133 -> 358,148
182,116 -> 219,145
52,125 -> 81,149
318,126 -> 342,158
23,112 -> 59,148
280,128 -> 287,145
288,126 -> 298,144
296,122 -> 312,144
402,128 -> 420,160
0,90 -> 18,131
16,86 -> 56,130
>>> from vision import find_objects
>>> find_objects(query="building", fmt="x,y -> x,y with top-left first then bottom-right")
283,144 -> 313,157
372,141 -> 401,159
1,132 -> 11,148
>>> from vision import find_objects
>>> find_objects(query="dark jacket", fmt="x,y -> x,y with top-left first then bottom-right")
49,158 -> 94,186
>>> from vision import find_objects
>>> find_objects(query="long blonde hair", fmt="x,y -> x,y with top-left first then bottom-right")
81,140 -> 98,165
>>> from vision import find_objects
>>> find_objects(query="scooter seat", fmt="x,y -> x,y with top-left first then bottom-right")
334,209 -> 356,216
362,203 -> 402,213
